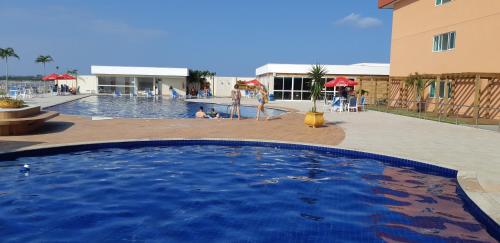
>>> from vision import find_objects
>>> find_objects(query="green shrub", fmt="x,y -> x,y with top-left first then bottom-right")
0,97 -> 25,108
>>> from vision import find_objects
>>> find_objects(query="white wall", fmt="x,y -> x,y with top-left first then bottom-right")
160,77 -> 186,96
212,76 -> 255,97
77,75 -> 98,94
257,74 -> 274,93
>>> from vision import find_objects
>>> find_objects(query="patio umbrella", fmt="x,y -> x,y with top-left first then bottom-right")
57,73 -> 76,80
42,73 -> 60,81
324,76 -> 358,87
243,79 -> 264,87
324,77 -> 359,103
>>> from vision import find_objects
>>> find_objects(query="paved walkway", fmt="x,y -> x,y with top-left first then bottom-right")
0,112 -> 344,153
24,94 -> 90,108
190,97 -> 500,224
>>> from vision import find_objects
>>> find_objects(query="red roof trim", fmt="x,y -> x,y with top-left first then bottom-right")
378,0 -> 399,9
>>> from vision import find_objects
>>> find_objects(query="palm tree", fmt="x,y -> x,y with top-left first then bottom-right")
35,55 -> 54,75
307,64 -> 327,112
67,69 -> 79,94
187,69 -> 216,93
0,47 -> 20,89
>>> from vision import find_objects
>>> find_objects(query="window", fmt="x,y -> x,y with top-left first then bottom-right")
429,81 -> 436,98
274,77 -> 283,90
436,0 -> 452,6
273,76 -> 315,100
439,81 -> 445,98
433,32 -> 456,52
429,81 -> 450,98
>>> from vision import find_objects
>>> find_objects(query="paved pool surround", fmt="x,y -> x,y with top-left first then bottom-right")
0,138 -> 498,240
1,95 -> 498,233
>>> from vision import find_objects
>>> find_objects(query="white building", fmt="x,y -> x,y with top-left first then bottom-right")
211,76 -> 255,97
76,65 -> 189,96
256,63 -> 390,100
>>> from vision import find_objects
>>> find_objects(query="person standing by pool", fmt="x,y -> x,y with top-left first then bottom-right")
256,86 -> 269,121
230,84 -> 241,120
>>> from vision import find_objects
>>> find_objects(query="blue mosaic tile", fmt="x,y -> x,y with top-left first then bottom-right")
0,138 -> 496,238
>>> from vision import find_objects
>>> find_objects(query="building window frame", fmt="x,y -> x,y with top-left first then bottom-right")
435,0 -> 452,6
429,80 -> 451,99
433,31 -> 456,52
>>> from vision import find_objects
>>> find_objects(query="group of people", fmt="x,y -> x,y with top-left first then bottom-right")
53,83 -> 75,95
195,107 -> 221,119
195,84 -> 270,120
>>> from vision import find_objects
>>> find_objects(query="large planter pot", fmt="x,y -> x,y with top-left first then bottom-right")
304,112 -> 324,128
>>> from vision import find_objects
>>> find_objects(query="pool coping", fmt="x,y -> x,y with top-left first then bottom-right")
38,94 -> 92,109
0,138 -> 498,240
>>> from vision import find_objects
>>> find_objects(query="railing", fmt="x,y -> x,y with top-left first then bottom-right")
0,80 -> 55,99
368,98 -> 500,132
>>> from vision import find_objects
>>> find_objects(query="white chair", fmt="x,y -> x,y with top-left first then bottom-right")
347,97 -> 358,112
332,97 -> 343,112
359,96 -> 366,112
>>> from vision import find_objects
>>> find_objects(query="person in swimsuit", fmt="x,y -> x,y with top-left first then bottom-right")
207,108 -> 220,119
230,84 -> 241,120
195,106 -> 208,119
256,86 -> 269,121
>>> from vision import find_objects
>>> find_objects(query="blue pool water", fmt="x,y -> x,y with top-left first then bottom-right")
46,95 -> 286,119
0,144 -> 496,242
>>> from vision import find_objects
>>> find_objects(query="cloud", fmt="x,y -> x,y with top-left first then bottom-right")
335,13 -> 382,28
0,6 -> 167,40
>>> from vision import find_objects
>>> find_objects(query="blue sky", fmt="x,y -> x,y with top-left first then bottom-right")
0,0 -> 393,76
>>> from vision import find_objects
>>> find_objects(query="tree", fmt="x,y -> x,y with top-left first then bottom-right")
35,55 -> 54,75
187,69 -> 216,89
405,72 -> 433,111
0,47 -> 20,90
307,64 -> 327,113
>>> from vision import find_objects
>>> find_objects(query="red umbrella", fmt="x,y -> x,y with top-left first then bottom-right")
57,73 -> 76,80
243,79 -> 264,87
42,73 -> 60,81
325,77 -> 358,87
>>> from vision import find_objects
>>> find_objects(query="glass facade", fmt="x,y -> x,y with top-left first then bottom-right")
97,76 -> 154,95
273,76 -> 339,100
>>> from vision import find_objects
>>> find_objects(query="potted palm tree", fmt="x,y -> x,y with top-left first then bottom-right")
304,64 -> 327,128
405,72 -> 432,112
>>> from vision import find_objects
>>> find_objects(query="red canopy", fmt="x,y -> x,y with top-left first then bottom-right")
243,79 -> 264,86
57,73 -> 76,80
324,77 -> 358,87
42,73 -> 60,81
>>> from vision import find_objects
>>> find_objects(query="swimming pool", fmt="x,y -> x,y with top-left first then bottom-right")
45,95 -> 286,119
0,140 -> 497,242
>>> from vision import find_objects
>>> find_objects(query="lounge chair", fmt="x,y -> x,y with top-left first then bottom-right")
347,97 -> 358,112
359,96 -> 366,112
332,97 -> 344,112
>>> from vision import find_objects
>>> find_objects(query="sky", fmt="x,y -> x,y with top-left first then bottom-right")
0,0 -> 393,76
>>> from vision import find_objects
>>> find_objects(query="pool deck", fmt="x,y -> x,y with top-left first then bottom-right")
23,94 -> 90,109
0,95 -> 499,225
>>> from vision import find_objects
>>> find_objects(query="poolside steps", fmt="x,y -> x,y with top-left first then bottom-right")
0,106 -> 59,136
